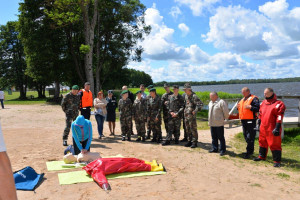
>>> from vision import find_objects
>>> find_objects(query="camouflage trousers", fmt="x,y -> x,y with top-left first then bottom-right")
183,116 -> 187,139
185,116 -> 198,143
63,113 -> 78,140
149,118 -> 162,140
163,113 -> 169,134
134,119 -> 146,138
120,116 -> 132,138
166,117 -> 181,141
146,118 -> 152,136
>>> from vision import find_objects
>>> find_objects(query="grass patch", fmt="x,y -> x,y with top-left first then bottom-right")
250,183 -> 262,187
232,128 -> 300,171
277,173 -> 290,179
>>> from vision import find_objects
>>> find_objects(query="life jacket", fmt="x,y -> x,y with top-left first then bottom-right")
238,94 -> 258,120
81,89 -> 93,108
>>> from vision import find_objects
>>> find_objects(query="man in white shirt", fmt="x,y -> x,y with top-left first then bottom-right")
0,90 -> 4,109
208,92 -> 229,156
0,121 -> 17,199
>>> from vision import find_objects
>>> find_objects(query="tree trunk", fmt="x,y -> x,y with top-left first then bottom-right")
54,81 -> 60,98
37,84 -> 43,98
80,0 -> 98,96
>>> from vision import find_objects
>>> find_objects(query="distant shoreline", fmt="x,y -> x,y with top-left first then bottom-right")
154,77 -> 300,87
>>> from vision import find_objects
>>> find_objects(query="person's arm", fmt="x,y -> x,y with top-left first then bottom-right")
155,96 -> 162,119
272,101 -> 286,136
85,122 -> 93,151
72,124 -> 83,151
250,97 -> 260,112
221,100 -> 230,120
61,95 -> 67,112
0,152 -> 17,200
193,94 -> 203,114
176,96 -> 185,116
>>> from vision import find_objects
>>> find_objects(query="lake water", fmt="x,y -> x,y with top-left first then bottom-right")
192,82 -> 300,117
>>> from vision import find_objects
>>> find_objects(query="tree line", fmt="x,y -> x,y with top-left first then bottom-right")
155,77 -> 300,87
0,0 -> 153,99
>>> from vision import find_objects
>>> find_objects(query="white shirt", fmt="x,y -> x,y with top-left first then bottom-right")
0,91 -> 4,99
0,121 -> 7,152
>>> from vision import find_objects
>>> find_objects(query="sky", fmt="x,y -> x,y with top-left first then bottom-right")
1,0 -> 300,82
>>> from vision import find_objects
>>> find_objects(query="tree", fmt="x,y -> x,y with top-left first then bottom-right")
0,21 -> 29,99
18,0 -> 67,98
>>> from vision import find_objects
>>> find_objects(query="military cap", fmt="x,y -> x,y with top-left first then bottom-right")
72,85 -> 79,90
163,83 -> 170,88
173,85 -> 179,89
183,83 -> 191,89
121,90 -> 128,95
135,90 -> 142,94
147,85 -> 154,89
149,88 -> 156,92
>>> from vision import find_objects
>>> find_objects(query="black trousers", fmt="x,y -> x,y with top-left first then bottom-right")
80,107 -> 91,120
73,138 -> 90,155
210,126 -> 226,153
241,120 -> 256,154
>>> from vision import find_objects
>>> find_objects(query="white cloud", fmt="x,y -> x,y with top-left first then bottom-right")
178,23 -> 190,36
204,1 -> 300,60
128,3 -> 300,82
169,6 -> 182,19
175,0 -> 220,16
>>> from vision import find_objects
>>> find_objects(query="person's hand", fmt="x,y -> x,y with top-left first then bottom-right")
172,113 -> 178,118
192,111 -> 195,115
147,117 -> 150,121
245,105 -> 251,109
237,104 -> 240,109
272,123 -> 281,136
81,149 -> 88,154
155,117 -> 159,121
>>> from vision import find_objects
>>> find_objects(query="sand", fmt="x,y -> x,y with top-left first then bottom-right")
1,104 -> 299,200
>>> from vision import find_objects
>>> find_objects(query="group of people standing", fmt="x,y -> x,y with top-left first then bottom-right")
61,82 -> 286,167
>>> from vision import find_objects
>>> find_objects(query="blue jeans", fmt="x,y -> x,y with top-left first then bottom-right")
0,99 -> 3,109
95,114 -> 105,136
210,126 -> 226,153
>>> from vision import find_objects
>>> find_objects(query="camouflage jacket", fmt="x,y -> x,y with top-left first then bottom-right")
133,98 -> 147,121
61,92 -> 80,115
118,98 -> 132,118
184,92 -> 203,118
147,95 -> 162,119
161,91 -> 174,115
167,94 -> 184,118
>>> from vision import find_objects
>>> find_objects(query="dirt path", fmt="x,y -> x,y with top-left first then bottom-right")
1,105 -> 299,200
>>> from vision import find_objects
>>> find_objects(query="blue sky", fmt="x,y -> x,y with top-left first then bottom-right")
1,0 -> 300,82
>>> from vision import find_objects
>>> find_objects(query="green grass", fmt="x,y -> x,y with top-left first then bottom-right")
129,87 -> 242,104
232,127 -> 300,171
277,173 -> 290,179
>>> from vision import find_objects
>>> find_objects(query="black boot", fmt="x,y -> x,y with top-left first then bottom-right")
253,157 -> 264,161
151,138 -> 157,142
190,142 -> 197,148
127,137 -> 131,141
272,150 -> 281,163
63,140 -> 68,146
162,140 -> 171,146
122,136 -> 125,141
258,146 -> 267,160
273,163 -> 281,167
142,137 -> 145,142
180,138 -> 188,142
184,141 -> 192,147
174,139 -> 179,144
136,137 -> 141,142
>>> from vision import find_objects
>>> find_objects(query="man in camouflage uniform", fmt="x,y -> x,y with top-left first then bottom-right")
183,83 -> 203,148
161,83 -> 173,135
133,90 -> 147,142
147,88 -> 162,143
146,85 -> 154,139
61,85 -> 80,146
181,91 -> 188,142
118,90 -> 133,141
162,85 -> 184,146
